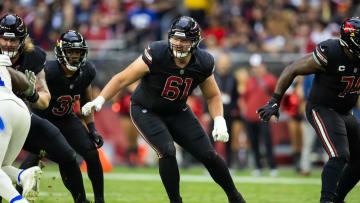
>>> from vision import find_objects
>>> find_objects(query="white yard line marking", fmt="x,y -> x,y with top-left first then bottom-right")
43,172 -> 321,185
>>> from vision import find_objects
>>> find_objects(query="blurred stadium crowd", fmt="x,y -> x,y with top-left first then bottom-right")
3,0 -> 360,176
1,0 -> 360,53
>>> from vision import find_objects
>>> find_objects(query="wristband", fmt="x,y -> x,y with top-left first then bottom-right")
26,91 -> 39,103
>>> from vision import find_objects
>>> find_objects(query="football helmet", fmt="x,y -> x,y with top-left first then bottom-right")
0,14 -> 28,58
55,30 -> 88,71
340,17 -> 360,59
168,16 -> 201,58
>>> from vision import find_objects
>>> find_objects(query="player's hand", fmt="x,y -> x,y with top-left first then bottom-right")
89,130 -> 104,148
212,116 -> 229,142
23,70 -> 36,96
82,96 -> 105,116
0,54 -> 12,66
256,94 -> 281,122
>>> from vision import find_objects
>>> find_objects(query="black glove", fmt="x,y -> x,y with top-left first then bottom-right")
256,93 -> 282,122
87,122 -> 104,148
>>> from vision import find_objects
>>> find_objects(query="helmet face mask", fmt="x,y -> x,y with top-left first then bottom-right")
340,17 -> 360,59
168,16 -> 201,59
55,30 -> 88,72
0,14 -> 28,58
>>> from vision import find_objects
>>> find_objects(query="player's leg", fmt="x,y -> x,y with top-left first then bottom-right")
22,114 -> 88,202
0,100 -> 30,202
305,103 -> 349,203
54,115 -> 104,203
334,114 -> 360,202
130,103 -> 182,203
167,107 -> 245,203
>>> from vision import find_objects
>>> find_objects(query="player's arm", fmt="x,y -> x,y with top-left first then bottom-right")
200,74 -> 229,142
30,69 -> 51,110
81,84 -> 104,148
100,56 -> 149,101
199,74 -> 223,119
82,56 -> 149,116
274,54 -> 325,96
82,85 -> 95,124
7,67 -> 30,93
257,54 -> 325,121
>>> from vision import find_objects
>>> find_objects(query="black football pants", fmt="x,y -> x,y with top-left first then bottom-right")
306,102 -> 360,202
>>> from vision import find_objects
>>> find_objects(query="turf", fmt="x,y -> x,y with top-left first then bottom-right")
34,164 -> 360,203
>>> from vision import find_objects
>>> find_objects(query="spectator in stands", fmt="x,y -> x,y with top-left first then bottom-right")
243,54 -> 278,176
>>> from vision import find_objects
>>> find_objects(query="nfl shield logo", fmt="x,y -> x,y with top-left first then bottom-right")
180,69 -> 184,75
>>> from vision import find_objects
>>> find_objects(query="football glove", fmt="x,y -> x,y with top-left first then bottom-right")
87,122 -> 104,148
23,69 -> 36,97
82,96 -> 105,116
212,116 -> 229,142
0,54 -> 12,66
256,93 -> 282,122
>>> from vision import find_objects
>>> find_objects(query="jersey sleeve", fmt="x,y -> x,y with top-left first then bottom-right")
313,40 -> 330,68
141,41 -> 164,73
86,61 -> 97,82
202,52 -> 215,80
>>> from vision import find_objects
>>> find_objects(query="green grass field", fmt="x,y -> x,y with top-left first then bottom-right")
34,164 -> 360,203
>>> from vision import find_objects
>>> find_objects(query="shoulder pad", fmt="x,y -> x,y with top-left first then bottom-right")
195,49 -> 215,77
24,46 -> 47,74
84,61 -> 96,81
142,40 -> 168,66
313,39 -> 339,67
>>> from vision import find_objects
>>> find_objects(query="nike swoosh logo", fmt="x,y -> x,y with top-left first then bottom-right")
272,103 -> 277,108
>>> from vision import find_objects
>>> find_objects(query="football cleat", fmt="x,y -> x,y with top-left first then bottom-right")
19,166 -> 42,201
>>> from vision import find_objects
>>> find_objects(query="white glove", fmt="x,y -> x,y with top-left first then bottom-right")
23,69 -> 36,96
82,96 -> 105,116
0,54 -> 12,66
212,116 -> 229,142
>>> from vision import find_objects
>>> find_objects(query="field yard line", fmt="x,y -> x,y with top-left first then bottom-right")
43,172 -> 322,185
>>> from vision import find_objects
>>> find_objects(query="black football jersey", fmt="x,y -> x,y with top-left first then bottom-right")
131,40 -> 214,115
34,60 -> 96,119
310,39 -> 360,113
12,46 -> 46,75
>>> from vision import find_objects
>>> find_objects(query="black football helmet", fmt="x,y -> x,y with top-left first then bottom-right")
55,30 -> 88,71
0,14 -> 28,58
168,16 -> 201,58
340,17 -> 360,59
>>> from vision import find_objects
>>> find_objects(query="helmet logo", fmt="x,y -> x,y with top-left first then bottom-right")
4,32 -> 15,37
174,32 -> 186,37
344,21 -> 355,33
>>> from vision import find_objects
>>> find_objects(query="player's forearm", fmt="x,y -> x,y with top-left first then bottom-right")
7,67 -> 30,92
31,91 -> 50,109
100,73 -> 128,101
273,66 -> 297,97
206,94 -> 224,119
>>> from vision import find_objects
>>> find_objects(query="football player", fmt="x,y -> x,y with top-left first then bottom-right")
257,17 -> 360,203
82,16 -> 246,203
29,30 -> 104,202
0,54 -> 41,203
0,14 -> 90,202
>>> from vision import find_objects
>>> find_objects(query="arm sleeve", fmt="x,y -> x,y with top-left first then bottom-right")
312,41 -> 329,68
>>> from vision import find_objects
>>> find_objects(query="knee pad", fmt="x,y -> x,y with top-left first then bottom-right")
326,157 -> 347,170
160,143 -> 176,158
57,149 -> 77,165
83,149 -> 100,162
